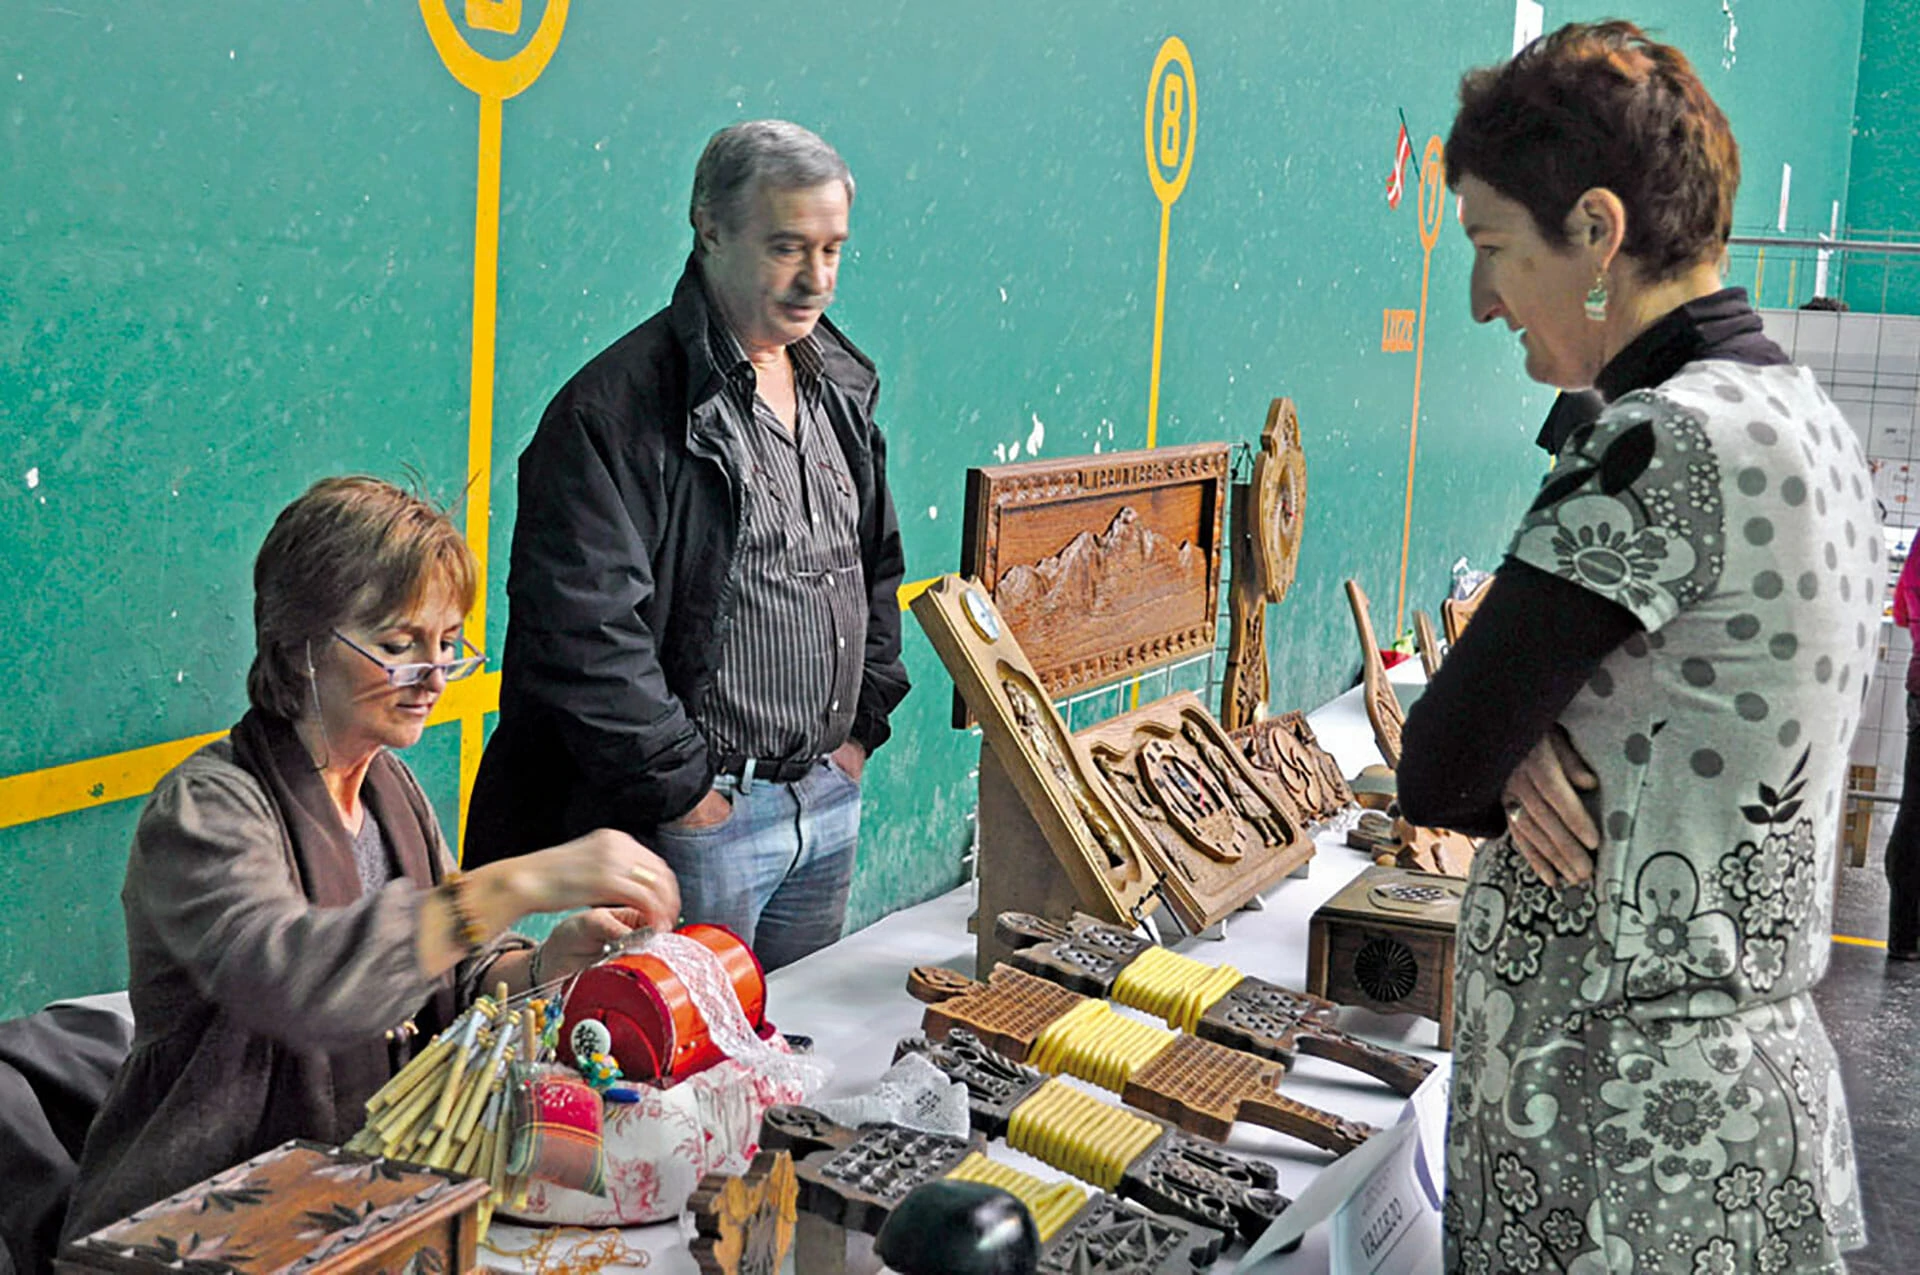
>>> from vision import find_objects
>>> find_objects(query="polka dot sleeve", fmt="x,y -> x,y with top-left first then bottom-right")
1506,391 -> 1726,633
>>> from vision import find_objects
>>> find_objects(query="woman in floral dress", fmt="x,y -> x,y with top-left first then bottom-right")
1399,22 -> 1873,1274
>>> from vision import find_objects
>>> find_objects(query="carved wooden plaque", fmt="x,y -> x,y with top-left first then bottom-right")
911,575 -> 1160,926
1414,610 -> 1443,678
958,444 -> 1228,720
1251,398 -> 1307,605
1442,574 -> 1494,644
690,1150 -> 799,1275
1232,711 -> 1354,825
1344,579 -> 1405,770
1075,692 -> 1314,931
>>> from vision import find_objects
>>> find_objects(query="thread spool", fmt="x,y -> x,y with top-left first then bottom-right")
560,924 -> 770,1082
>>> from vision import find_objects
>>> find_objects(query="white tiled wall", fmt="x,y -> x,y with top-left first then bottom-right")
1760,310 -> 1920,825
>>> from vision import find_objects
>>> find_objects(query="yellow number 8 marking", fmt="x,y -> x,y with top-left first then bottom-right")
1159,74 -> 1185,168
419,0 -> 569,100
1144,36 -> 1196,207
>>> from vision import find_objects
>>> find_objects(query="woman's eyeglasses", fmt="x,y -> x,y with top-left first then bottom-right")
332,630 -> 486,687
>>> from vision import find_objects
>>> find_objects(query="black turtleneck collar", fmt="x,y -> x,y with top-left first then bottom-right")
1593,286 -> 1788,403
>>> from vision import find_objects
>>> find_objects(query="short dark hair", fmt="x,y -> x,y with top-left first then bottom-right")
688,120 -> 854,254
246,476 -> 477,719
1446,20 -> 1740,280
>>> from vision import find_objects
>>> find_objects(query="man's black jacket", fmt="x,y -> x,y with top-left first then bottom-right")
462,257 -> 910,865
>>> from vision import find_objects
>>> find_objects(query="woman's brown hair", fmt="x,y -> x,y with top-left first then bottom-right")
1446,20 -> 1740,280
246,476 -> 477,719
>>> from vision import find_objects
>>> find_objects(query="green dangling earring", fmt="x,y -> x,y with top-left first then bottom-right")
1584,272 -> 1609,323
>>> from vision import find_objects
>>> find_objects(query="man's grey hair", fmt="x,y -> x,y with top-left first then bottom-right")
689,120 -> 855,253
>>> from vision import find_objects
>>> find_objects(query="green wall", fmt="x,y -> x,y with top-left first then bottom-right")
1845,0 -> 1920,314
0,1 -> 1868,1016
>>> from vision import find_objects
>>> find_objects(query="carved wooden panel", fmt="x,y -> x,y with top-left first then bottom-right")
1343,578 -> 1404,769
1075,692 -> 1314,931
1441,574 -> 1494,644
912,575 -> 1160,926
1231,711 -> 1354,825
958,444 -> 1227,717
1251,398 -> 1307,605
1414,610 -> 1443,678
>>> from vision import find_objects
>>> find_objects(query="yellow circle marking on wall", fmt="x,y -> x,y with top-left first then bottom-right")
1143,37 -> 1197,207
419,0 -> 569,99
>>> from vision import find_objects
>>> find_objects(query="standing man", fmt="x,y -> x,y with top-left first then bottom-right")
465,121 -> 910,971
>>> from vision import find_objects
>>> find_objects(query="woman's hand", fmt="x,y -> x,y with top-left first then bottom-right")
496,828 -> 680,931
1502,727 -> 1600,887
534,907 -> 658,985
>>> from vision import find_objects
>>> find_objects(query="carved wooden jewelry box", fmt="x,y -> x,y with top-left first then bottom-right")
1305,865 -> 1464,1049
57,1140 -> 488,1275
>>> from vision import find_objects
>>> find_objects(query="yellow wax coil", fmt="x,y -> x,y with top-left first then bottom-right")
1028,1000 -> 1173,1092
944,1152 -> 1087,1242
1007,1079 -> 1159,1190
1111,946 -> 1243,1034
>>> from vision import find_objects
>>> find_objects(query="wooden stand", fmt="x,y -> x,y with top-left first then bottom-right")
975,741 -> 1104,974
1306,866 -> 1463,1049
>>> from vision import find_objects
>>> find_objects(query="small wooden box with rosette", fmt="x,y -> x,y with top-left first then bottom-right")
1305,865 -> 1464,1049
56,1140 -> 488,1275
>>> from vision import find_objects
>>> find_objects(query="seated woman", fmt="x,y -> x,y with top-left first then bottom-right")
1398,21 -> 1872,1274
64,476 -> 681,1237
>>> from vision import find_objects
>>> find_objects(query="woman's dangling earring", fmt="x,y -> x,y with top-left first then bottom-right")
304,639 -> 332,770
1584,272 -> 1609,323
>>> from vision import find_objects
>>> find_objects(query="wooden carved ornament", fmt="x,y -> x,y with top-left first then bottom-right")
1343,578 -> 1405,770
1252,397 -> 1308,605
689,1150 -> 799,1275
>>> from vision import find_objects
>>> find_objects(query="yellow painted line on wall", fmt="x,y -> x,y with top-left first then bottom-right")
1393,137 -> 1446,638
899,575 -> 940,610
1141,37 -> 1195,451
1832,933 -> 1888,949
0,672 -> 505,831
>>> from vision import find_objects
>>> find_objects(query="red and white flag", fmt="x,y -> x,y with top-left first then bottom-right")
1385,122 -> 1412,208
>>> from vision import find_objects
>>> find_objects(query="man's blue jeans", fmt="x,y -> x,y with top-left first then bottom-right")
647,757 -> 861,972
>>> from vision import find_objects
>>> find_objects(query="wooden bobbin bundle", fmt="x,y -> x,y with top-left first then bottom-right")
754,1103 -> 1236,1271
887,1029 -> 1290,1245
994,910 -> 1436,1095
561,923 -> 771,1083
907,964 -> 1376,1155
344,984 -> 549,1238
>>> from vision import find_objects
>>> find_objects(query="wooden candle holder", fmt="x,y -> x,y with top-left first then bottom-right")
906,965 -> 1374,1156
1306,865 -> 1464,1049
992,911 -> 1433,1096
758,1103 -> 1229,1271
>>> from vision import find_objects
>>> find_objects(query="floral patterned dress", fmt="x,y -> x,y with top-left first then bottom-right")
1445,358 -> 1877,1274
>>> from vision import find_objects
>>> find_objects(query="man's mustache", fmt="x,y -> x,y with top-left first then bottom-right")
779,290 -> 833,309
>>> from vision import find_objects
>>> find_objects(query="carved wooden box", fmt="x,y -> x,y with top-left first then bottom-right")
1074,691 -> 1314,931
1306,866 -> 1464,1050
958,443 -> 1227,721
911,575 -> 1160,927
57,1140 -> 488,1275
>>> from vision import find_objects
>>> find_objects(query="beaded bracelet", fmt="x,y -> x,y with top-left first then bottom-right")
441,871 -> 486,954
